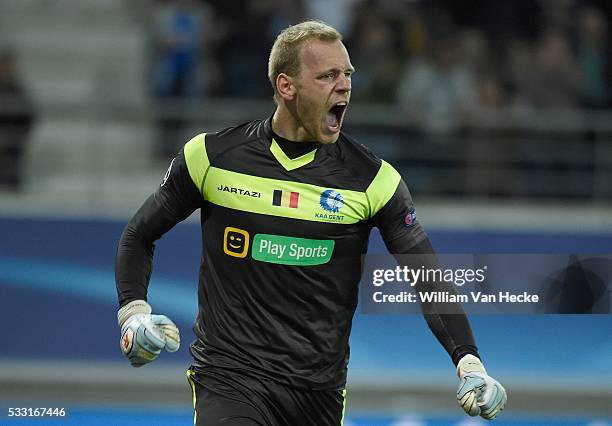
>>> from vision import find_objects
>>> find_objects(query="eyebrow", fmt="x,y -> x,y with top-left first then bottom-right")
320,66 -> 356,75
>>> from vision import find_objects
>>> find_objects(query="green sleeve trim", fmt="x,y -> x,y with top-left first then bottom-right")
340,388 -> 347,425
183,133 -> 209,193
270,138 -> 317,171
365,160 -> 401,217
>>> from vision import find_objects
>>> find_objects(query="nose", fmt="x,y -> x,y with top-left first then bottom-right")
336,74 -> 351,93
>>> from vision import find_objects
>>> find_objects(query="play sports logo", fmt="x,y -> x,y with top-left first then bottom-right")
223,227 -> 334,265
252,234 -> 334,266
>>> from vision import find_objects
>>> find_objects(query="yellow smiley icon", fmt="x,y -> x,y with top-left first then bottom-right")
223,227 -> 250,258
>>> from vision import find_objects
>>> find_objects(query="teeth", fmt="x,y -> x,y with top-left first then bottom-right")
336,102 -> 347,106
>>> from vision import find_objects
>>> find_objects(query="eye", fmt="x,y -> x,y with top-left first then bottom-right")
320,72 -> 336,80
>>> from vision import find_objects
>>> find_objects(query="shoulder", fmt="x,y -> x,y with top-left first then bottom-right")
336,132 -> 399,190
336,132 -> 402,216
183,119 -> 267,167
182,118 -> 267,188
204,119 -> 267,160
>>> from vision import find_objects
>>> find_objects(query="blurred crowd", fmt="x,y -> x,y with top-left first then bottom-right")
0,49 -> 34,190
1,0 -> 611,190
149,0 -> 612,114
146,0 -> 612,160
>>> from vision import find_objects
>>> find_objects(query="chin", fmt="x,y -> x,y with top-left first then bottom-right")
319,131 -> 341,144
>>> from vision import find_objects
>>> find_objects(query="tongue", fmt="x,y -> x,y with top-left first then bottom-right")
326,111 -> 339,128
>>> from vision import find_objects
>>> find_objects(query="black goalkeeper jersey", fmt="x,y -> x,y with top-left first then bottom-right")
116,117 -> 478,390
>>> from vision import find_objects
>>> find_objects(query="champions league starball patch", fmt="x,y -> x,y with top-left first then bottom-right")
405,207 -> 417,226
320,190 -> 344,213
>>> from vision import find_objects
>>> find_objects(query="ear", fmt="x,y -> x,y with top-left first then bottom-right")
276,73 -> 296,100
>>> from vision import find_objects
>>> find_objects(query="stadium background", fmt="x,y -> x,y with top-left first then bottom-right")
0,0 -> 611,425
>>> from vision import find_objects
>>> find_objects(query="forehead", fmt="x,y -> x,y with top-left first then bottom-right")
298,39 -> 352,74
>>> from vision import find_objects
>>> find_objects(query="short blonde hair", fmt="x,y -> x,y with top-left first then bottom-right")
268,20 -> 342,99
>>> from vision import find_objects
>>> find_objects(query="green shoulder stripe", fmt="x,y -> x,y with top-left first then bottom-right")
183,133 -> 209,192
365,160 -> 401,217
270,138 -> 317,171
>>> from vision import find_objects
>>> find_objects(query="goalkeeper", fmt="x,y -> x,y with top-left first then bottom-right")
115,20 -> 506,425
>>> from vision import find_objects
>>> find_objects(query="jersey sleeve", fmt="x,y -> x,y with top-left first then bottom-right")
367,161 -> 426,253
368,161 -> 479,365
115,134 -> 207,306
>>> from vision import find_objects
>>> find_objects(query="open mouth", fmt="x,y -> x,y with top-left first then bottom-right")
326,101 -> 348,132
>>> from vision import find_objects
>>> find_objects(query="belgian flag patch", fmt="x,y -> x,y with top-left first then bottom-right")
272,190 -> 299,208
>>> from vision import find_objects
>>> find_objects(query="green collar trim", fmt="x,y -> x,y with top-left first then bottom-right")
270,138 -> 318,171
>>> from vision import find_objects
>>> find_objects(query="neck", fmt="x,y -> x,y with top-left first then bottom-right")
272,106 -> 310,142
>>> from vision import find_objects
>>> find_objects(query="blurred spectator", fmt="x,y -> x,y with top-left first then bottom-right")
396,33 -> 477,139
151,0 -> 211,97
211,0 -> 278,98
460,28 -> 508,109
150,0 -> 212,157
538,0 -> 576,34
267,0 -> 306,40
350,13 -> 401,103
520,31 -> 584,109
504,38 -> 535,106
304,0 -> 362,40
477,73 -> 507,109
400,5 -> 429,59
438,0 -> 542,48
575,5 -> 612,108
461,28 -> 490,76
0,49 -> 34,190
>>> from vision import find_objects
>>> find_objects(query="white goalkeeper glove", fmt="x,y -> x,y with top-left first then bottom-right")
456,354 -> 507,420
117,300 -> 180,367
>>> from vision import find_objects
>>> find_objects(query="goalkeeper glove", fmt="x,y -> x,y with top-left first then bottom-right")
456,354 -> 507,420
117,300 -> 180,367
